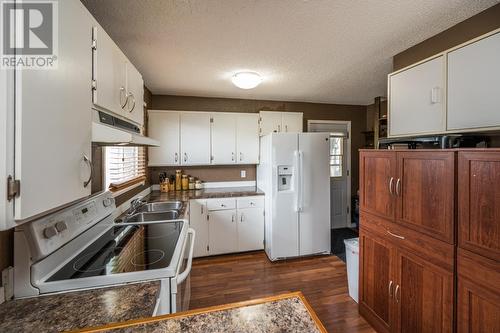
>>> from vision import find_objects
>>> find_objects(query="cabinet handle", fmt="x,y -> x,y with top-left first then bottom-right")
395,285 -> 400,303
221,204 -> 226,208
285,125 -> 288,132
388,280 -> 394,298
239,152 -> 243,162
396,178 -> 401,196
175,153 -> 179,163
119,87 -> 128,109
83,154 -> 93,188
278,124 -> 281,132
389,177 -> 394,195
240,213 -> 244,222
232,152 -> 235,162
184,153 -> 188,162
127,92 -> 136,112
231,214 -> 235,223
431,87 -> 440,104
387,230 -> 405,240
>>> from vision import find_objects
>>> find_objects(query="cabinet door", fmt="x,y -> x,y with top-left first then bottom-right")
236,113 -> 259,164
396,152 -> 454,243
448,32 -> 500,131
259,111 -> 282,136
208,210 -> 238,255
189,200 -> 209,258
458,151 -> 500,261
394,249 -> 454,333
15,0 -> 93,220
92,26 -> 127,116
389,56 -> 445,136
180,113 -> 211,165
360,151 -> 396,220
148,111 -> 180,166
282,112 -> 303,133
457,249 -> 500,333
359,229 -> 394,333
211,113 -> 236,164
124,62 -> 144,125
237,208 -> 264,252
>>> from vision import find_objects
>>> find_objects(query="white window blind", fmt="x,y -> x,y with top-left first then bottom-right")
105,146 -> 146,191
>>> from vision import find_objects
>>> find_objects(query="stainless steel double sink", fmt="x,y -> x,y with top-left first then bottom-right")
122,201 -> 183,223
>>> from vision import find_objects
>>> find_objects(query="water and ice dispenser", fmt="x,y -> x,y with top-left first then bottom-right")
277,165 -> 293,191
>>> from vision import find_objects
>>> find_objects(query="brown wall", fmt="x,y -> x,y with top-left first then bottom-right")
150,165 -> 256,184
151,95 -> 367,194
393,3 -> 500,70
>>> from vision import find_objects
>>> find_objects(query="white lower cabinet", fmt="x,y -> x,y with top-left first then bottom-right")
189,196 -> 264,258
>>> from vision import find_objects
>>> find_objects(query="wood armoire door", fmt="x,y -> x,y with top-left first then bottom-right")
360,151 -> 397,221
396,151 -> 455,243
458,151 -> 500,261
393,248 -> 454,333
359,229 -> 394,333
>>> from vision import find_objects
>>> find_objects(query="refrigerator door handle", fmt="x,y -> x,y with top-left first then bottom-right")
298,150 -> 304,212
294,150 -> 300,213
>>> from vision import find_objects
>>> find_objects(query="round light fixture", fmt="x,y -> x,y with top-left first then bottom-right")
231,71 -> 262,89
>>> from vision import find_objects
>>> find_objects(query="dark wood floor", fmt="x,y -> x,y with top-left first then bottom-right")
189,251 -> 375,333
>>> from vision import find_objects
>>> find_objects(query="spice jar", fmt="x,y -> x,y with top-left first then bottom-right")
181,174 -> 189,190
195,180 -> 203,190
188,177 -> 195,190
175,170 -> 182,191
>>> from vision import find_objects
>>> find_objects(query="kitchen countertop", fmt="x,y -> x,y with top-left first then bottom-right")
73,292 -> 327,333
0,281 -> 160,333
147,186 -> 264,201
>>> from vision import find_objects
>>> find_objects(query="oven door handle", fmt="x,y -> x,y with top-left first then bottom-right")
177,228 -> 196,285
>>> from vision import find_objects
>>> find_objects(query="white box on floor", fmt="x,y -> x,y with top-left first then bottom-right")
344,238 -> 359,303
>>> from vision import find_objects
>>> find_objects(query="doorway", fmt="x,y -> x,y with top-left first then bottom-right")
307,120 -> 352,229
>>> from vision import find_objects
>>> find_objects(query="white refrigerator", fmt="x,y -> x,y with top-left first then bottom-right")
257,133 -> 331,261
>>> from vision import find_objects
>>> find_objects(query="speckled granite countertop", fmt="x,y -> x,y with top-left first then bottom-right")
147,187 -> 264,201
74,292 -> 326,333
0,281 -> 160,333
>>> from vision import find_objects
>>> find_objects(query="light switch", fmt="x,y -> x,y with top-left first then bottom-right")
240,170 -> 246,178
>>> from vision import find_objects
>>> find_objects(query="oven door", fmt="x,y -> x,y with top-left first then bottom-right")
170,228 -> 195,313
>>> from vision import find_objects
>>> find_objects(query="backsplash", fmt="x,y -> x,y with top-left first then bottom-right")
149,165 -> 256,184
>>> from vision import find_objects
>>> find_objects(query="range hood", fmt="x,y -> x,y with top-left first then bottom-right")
92,111 -> 159,147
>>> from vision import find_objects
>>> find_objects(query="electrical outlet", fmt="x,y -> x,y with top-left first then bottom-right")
2,266 -> 14,301
240,170 -> 246,178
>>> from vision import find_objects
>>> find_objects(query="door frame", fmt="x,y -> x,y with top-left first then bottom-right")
307,120 -> 352,228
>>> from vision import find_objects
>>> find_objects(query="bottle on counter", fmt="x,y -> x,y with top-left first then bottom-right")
195,180 -> 203,190
188,176 -> 195,190
181,174 -> 189,191
175,170 -> 182,191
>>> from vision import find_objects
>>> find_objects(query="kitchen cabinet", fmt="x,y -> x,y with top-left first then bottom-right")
180,113 -> 211,165
237,208 -> 264,252
148,111 -> 180,166
189,199 -> 209,258
236,113 -> 260,164
259,111 -> 303,136
388,56 -> 445,137
448,31 -> 500,131
9,0 -> 94,222
211,113 -> 237,164
208,209 -> 238,255
124,62 -> 144,125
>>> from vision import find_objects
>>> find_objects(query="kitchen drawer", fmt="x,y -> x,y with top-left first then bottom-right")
206,198 -> 236,211
237,196 -> 264,209
360,212 -> 454,271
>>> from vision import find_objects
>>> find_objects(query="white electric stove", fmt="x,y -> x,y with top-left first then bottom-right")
13,191 -> 195,315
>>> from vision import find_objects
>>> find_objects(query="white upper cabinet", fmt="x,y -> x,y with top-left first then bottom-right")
124,62 -> 144,125
447,31 -> 500,131
389,56 -> 446,137
282,112 -> 303,133
13,0 -> 93,221
236,113 -> 260,164
211,113 -> 237,164
148,111 -> 180,166
180,113 -> 211,165
259,111 -> 282,135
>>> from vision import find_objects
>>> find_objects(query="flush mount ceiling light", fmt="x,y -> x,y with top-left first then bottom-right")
231,71 -> 262,89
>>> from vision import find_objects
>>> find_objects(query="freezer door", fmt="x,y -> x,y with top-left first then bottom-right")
298,133 -> 331,256
269,133 -> 299,259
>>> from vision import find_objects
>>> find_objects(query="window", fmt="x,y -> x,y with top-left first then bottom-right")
104,146 -> 146,192
330,134 -> 344,178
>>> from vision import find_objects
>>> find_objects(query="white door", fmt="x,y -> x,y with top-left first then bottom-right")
259,111 -> 282,136
92,25 -> 127,117
447,32 -> 500,130
330,134 -> 349,229
15,0 -> 93,220
236,113 -> 259,164
389,56 -> 445,136
180,113 -> 211,165
189,200 -> 209,257
298,133 -> 331,256
148,111 -> 180,166
237,208 -> 264,252
282,112 -> 303,133
208,210 -> 238,255
270,133 -> 299,259
211,113 -> 236,164
124,62 -> 144,125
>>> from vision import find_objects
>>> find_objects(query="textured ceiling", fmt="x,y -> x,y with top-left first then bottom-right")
81,0 -> 499,105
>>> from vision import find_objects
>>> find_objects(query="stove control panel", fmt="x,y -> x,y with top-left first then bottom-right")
27,192 -> 116,261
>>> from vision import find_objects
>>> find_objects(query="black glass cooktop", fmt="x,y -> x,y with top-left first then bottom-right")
47,221 -> 183,282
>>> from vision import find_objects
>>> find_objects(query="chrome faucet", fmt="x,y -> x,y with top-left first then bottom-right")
128,197 -> 144,215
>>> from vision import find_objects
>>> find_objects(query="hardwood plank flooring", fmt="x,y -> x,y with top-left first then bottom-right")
189,251 -> 375,333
